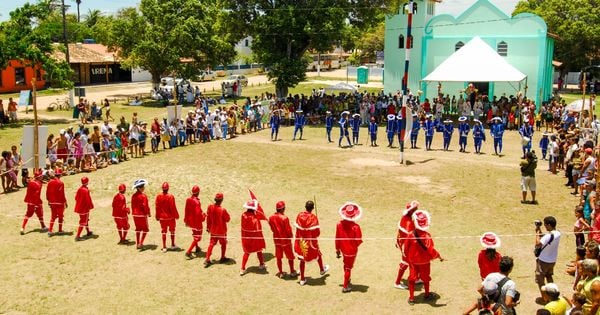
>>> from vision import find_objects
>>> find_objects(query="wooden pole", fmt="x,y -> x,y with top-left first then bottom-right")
580,72 -> 587,128
32,78 -> 39,170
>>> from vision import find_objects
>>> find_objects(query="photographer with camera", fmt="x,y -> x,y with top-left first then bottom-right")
520,151 -> 538,204
534,216 -> 561,305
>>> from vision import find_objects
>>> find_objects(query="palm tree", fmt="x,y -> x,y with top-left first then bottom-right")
84,9 -> 102,28
75,0 -> 81,22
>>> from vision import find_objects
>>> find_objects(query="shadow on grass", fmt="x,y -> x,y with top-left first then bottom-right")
246,266 -> 269,275
405,158 -> 435,166
140,244 -> 158,251
305,273 -> 330,286
412,292 -> 446,307
338,283 -> 369,293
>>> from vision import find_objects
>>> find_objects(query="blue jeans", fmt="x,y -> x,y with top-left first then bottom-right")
222,124 -> 228,139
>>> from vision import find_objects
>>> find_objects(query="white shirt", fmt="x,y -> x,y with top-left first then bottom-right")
483,272 -> 517,315
538,230 -> 561,263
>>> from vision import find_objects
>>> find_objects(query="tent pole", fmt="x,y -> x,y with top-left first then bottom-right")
580,72 -> 586,128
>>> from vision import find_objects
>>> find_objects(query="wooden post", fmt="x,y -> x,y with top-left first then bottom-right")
580,72 -> 587,128
31,78 -> 39,170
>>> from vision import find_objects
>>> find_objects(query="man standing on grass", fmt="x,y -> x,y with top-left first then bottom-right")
534,216 -> 561,305
394,200 -> 419,290
520,151 -> 538,204
386,114 -> 396,148
368,117 -> 378,147
293,110 -> 306,141
131,179 -> 151,250
294,200 -> 329,286
351,113 -> 362,145
46,169 -> 67,236
112,183 -> 130,244
325,111 -> 334,143
74,177 -> 94,241
335,202 -> 363,293
21,169 -> 47,235
270,109 -> 281,141
491,117 -> 505,155
155,182 -> 179,253
268,201 -> 297,278
240,199 -> 267,275
205,193 -> 231,267
184,185 -> 205,259
458,116 -> 469,152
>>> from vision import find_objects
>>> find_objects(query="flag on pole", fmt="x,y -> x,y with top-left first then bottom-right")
403,105 -> 413,144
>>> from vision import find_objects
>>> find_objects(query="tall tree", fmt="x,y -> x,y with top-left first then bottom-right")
514,0 -> 600,72
75,0 -> 81,22
223,0 -> 395,97
103,0 -> 237,86
84,9 -> 102,28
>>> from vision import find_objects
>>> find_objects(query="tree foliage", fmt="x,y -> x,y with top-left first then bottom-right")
0,0 -> 73,88
223,0 -> 396,97
514,0 -> 600,71
102,0 -> 237,85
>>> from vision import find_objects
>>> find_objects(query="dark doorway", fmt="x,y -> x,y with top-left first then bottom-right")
473,82 -> 489,96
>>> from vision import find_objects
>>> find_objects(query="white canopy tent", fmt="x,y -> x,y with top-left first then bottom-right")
566,99 -> 596,112
325,82 -> 358,93
422,37 -> 527,83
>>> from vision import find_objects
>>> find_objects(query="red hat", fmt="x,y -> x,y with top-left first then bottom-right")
81,177 -> 89,185
480,232 -> 501,249
33,169 -> 43,178
243,200 -> 258,211
412,210 -> 431,231
192,185 -> 200,194
276,201 -> 285,210
215,192 -> 224,200
118,184 -> 126,193
585,148 -> 593,155
338,202 -> 363,222
162,182 -> 169,191
55,168 -> 63,177
403,200 -> 420,216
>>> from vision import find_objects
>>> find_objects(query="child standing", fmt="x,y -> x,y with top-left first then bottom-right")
573,206 -> 590,247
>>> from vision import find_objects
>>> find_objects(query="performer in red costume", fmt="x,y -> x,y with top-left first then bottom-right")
268,201 -> 298,278
394,200 -> 420,289
46,169 -> 67,236
155,182 -> 179,252
405,209 -> 444,305
131,179 -> 151,250
112,183 -> 130,244
184,185 -> 205,259
335,202 -> 363,293
21,169 -> 47,235
294,200 -> 329,286
74,177 -> 94,241
240,199 -> 267,275
204,192 -> 230,267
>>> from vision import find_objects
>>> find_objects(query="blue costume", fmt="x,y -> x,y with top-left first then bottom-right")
386,115 -> 396,147
410,115 -> 420,149
458,118 -> 469,152
424,117 -> 435,151
519,123 -> 534,157
325,113 -> 334,143
368,119 -> 378,147
338,113 -> 352,147
490,119 -> 505,155
396,114 -> 406,148
350,114 -> 362,145
472,121 -> 486,154
293,111 -> 306,140
270,112 -> 281,141
539,135 -> 549,160
442,121 -> 454,151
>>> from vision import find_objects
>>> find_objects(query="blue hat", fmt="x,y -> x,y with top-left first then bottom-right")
458,116 -> 467,122
387,114 -> 396,120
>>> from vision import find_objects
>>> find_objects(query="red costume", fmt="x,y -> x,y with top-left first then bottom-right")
268,204 -> 296,276
395,201 -> 419,288
155,188 -> 179,250
74,178 -> 94,239
131,186 -> 151,248
477,249 -> 501,279
205,194 -> 230,263
184,189 -> 205,256
294,205 -> 328,284
335,202 -> 363,292
112,185 -> 130,243
240,199 -> 267,273
21,172 -> 46,233
46,175 -> 67,234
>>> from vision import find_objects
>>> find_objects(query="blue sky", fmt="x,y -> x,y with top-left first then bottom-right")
0,0 -> 520,21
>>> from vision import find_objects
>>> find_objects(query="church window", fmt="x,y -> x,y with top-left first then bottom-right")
427,1 -> 435,16
455,41 -> 464,51
497,41 -> 508,56
398,35 -> 404,49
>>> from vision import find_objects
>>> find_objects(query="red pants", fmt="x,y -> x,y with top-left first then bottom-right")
78,213 -> 89,227
160,219 -> 176,233
50,205 -> 64,220
408,263 -> 431,282
191,228 -> 202,239
133,216 -> 149,232
25,204 -> 43,219
342,254 -> 357,271
209,235 -> 227,246
274,242 -> 294,260
114,217 -> 130,231
57,148 -> 68,161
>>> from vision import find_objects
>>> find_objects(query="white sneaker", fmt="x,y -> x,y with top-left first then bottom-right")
320,264 -> 330,276
394,283 -> 408,290
240,269 -> 247,276
258,264 -> 266,270
161,248 -> 168,253
299,279 -> 307,286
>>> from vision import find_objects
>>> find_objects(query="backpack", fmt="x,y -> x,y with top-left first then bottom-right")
492,276 -> 520,314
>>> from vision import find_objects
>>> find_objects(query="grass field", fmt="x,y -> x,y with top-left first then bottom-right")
0,108 -> 578,314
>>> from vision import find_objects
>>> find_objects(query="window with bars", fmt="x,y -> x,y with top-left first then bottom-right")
455,41 -> 464,51
497,41 -> 508,56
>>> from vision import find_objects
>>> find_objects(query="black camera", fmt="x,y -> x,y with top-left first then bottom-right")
534,220 -> 542,227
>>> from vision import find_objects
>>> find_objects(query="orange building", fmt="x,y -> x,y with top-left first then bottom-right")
0,60 -> 46,93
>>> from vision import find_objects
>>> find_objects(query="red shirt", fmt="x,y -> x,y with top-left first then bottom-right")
241,210 -> 266,253
112,192 -> 128,218
387,104 -> 396,115
405,230 -> 440,265
74,185 -> 94,214
207,203 -> 230,236
294,211 -> 321,261
477,249 -> 502,279
335,220 -> 363,256
397,210 -> 416,249
268,212 -> 293,246
184,196 -> 205,229
24,179 -> 43,205
155,193 -> 179,220
131,191 -> 150,216
46,178 -> 66,205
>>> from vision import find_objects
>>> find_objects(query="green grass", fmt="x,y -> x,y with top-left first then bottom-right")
0,88 -> 67,99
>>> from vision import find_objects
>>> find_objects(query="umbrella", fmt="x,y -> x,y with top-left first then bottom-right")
566,99 -> 596,112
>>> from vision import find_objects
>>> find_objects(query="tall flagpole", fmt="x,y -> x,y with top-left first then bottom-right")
400,0 -> 416,164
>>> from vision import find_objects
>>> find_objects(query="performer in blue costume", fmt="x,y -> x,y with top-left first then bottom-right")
458,116 -> 469,152
519,119 -> 534,158
368,117 -> 378,147
386,114 -> 396,148
339,111 -> 352,148
410,113 -> 420,149
270,109 -> 281,141
424,114 -> 435,151
442,119 -> 454,151
292,110 -> 306,141
325,111 -> 334,143
395,113 -> 405,149
539,132 -> 549,160
472,119 -> 486,154
350,113 -> 362,145
490,117 -> 505,155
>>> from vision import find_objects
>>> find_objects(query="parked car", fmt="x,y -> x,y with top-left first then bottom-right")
160,76 -> 190,91
226,74 -> 248,87
196,70 -> 216,82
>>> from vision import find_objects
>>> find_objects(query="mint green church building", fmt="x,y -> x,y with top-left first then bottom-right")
384,0 -> 556,108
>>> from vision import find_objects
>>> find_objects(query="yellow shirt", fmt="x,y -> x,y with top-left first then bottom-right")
543,297 -> 568,315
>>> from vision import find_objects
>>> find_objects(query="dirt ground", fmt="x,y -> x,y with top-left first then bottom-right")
0,120 -> 577,314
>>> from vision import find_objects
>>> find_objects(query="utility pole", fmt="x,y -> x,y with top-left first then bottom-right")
399,0 -> 416,164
